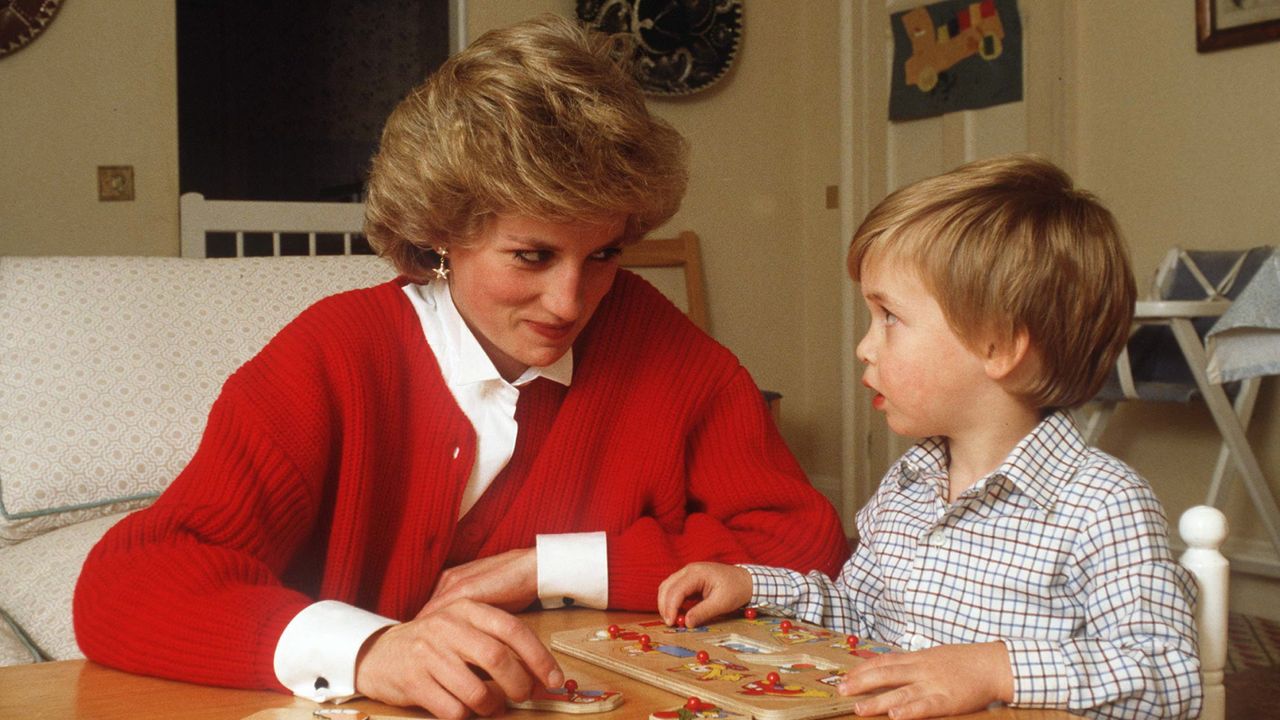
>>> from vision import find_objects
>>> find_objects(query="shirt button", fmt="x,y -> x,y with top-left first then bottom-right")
928,529 -> 947,547
452,446 -> 460,459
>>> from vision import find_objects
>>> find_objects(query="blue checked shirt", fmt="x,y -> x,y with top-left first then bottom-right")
743,412 -> 1201,719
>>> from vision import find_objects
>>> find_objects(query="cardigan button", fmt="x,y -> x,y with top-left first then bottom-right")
452,446 -> 460,460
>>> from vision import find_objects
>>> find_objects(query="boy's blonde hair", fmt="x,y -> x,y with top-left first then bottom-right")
365,14 -> 689,281
848,155 -> 1135,410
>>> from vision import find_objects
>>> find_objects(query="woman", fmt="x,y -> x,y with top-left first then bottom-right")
74,14 -> 847,719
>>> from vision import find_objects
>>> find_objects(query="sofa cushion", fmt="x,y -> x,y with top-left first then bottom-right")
0,608 -> 38,666
0,256 -> 393,544
0,510 -> 131,664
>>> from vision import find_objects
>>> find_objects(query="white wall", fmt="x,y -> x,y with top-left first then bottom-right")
469,1 -> 850,501
0,0 -> 178,256
1072,0 -> 1280,615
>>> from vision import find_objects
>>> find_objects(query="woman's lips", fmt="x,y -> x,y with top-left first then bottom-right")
527,321 -> 574,341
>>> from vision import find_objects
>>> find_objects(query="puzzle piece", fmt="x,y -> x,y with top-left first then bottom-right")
667,657 -> 752,682
649,697 -> 745,719
817,671 -> 847,688
831,635 -> 895,659
506,681 -> 623,714
739,673 -> 832,698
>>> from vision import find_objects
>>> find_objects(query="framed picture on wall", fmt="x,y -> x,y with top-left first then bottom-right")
1196,0 -> 1280,52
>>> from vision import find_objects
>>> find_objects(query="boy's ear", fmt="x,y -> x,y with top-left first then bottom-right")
983,328 -> 1033,381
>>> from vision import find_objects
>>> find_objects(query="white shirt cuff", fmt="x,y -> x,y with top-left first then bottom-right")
536,531 -> 608,609
273,600 -> 398,703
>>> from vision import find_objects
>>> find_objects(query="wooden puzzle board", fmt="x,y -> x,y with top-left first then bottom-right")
550,616 -> 898,720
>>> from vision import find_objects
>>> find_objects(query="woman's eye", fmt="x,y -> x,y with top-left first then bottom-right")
592,246 -> 623,261
514,250 -> 551,264
883,311 -> 899,326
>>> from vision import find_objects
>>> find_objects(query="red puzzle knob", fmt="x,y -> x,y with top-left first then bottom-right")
676,614 -> 687,628
779,620 -> 793,632
744,608 -> 758,620
766,671 -> 781,687
563,679 -> 578,693
607,624 -> 620,639
846,634 -> 859,648
695,650 -> 710,664
685,696 -> 703,712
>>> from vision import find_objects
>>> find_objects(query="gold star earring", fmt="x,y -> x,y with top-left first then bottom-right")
432,246 -> 450,280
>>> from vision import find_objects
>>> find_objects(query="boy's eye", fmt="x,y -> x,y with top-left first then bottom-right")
591,246 -> 623,262
883,311 -> 899,326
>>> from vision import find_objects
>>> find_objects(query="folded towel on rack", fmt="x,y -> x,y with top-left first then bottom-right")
1207,249 -> 1280,384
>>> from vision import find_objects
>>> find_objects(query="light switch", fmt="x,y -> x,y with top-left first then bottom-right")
98,166 -> 135,201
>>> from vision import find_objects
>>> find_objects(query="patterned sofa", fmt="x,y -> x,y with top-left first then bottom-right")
0,255 -> 393,665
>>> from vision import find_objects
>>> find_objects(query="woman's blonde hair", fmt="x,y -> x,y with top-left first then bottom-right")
364,14 -> 689,281
847,155 -> 1135,410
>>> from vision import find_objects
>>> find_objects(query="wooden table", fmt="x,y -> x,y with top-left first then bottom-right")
0,608 -> 1077,720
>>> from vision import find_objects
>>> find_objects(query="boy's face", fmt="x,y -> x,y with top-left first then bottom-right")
855,252 -> 990,439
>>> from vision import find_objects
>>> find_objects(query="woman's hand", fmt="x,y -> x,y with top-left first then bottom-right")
419,548 -> 538,617
839,641 -> 1014,719
656,561 -> 753,629
355,598 -> 563,719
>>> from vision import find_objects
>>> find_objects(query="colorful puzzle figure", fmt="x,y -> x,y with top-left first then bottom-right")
649,696 -> 745,719
506,680 -> 624,714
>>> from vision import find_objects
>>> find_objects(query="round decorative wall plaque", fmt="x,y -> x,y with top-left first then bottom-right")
0,0 -> 64,60
577,0 -> 743,97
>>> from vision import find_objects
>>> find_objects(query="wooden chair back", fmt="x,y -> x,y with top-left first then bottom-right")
620,231 -> 709,332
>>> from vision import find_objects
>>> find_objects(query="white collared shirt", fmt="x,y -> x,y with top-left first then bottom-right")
407,278 -> 573,515
273,281 -> 607,703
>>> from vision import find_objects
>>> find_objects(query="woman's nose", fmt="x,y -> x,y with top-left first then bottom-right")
543,267 -> 584,321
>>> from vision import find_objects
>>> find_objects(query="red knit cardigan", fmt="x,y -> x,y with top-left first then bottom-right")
73,271 -> 849,691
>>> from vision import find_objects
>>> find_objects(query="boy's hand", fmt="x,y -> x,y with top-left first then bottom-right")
656,562 -> 752,628
840,641 -> 1013,719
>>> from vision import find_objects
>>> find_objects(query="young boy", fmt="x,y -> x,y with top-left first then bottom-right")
657,156 -> 1201,720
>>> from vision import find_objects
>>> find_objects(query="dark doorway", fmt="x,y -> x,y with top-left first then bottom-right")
177,0 -> 450,202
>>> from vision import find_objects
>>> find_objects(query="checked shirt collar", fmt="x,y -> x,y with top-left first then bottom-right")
893,410 -> 1089,513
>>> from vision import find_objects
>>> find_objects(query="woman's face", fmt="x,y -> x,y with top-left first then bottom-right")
447,214 -> 628,382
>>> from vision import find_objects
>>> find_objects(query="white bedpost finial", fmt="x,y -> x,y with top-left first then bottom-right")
1179,505 -> 1228,720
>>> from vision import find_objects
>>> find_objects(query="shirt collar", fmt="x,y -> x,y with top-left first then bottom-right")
424,280 -> 573,389
894,410 -> 1087,512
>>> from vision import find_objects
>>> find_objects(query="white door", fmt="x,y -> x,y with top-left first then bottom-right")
839,0 -> 1075,519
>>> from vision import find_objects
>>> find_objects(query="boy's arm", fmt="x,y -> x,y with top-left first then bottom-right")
740,522 -> 885,637
1003,483 -> 1202,719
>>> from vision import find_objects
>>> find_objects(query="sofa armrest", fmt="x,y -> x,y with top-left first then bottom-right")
0,511 -> 131,665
